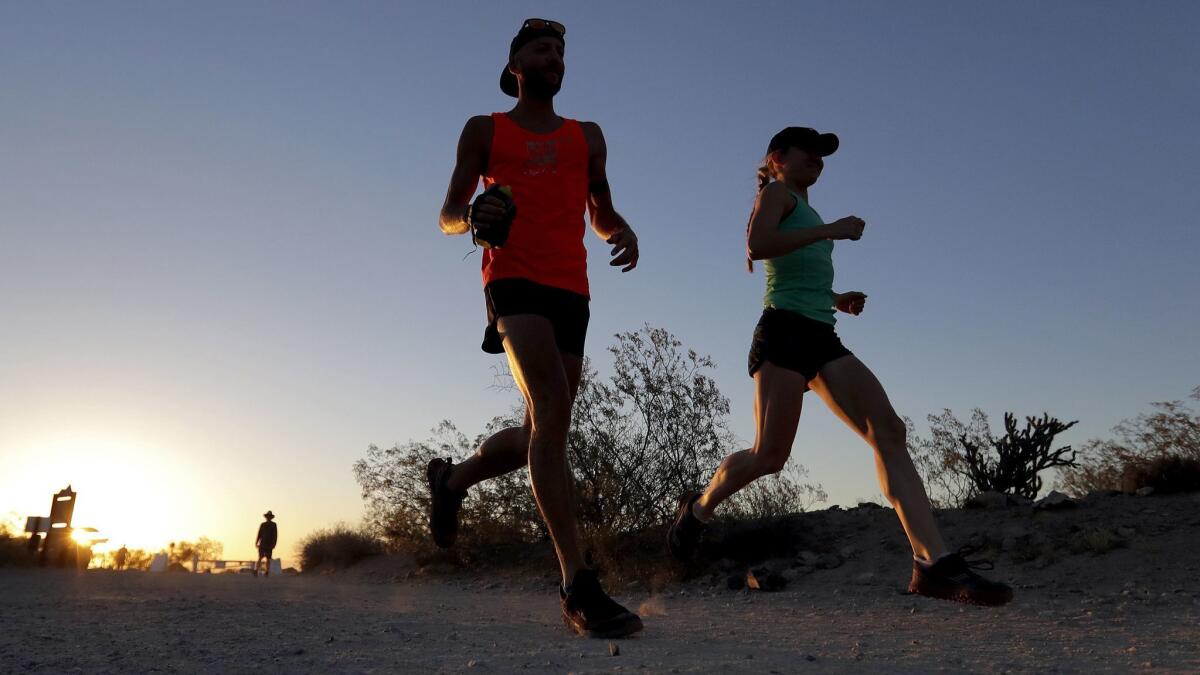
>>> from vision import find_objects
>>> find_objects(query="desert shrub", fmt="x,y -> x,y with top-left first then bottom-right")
905,412 -> 982,508
1119,454 -> 1200,494
167,537 -> 223,566
89,547 -> 154,570
1059,387 -> 1200,496
297,523 -> 384,571
908,410 -> 1078,505
0,523 -> 35,568
354,326 -> 824,553
721,466 -> 827,522
567,326 -> 742,536
354,418 -> 544,550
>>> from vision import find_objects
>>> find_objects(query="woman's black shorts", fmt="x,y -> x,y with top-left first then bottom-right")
482,278 -> 590,357
747,307 -> 853,384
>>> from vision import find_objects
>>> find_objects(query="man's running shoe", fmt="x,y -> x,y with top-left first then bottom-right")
666,491 -> 707,562
908,549 -> 1013,606
560,569 -> 644,638
426,457 -> 467,548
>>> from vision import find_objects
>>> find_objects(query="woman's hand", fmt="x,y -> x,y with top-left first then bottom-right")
835,291 -> 867,315
827,216 -> 865,241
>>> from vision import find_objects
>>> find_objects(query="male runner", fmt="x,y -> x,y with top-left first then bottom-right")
431,18 -> 643,638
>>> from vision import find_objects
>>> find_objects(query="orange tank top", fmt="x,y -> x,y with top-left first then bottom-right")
481,112 -> 590,297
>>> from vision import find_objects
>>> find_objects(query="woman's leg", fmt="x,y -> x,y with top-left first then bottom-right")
808,355 -> 947,561
694,362 -> 807,520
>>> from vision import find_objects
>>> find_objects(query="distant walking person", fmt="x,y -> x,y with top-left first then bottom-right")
114,544 -> 128,571
668,127 -> 1013,606
430,19 -> 643,638
255,511 -> 277,577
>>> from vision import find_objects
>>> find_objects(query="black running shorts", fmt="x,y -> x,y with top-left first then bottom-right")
747,307 -> 853,384
482,278 -> 590,357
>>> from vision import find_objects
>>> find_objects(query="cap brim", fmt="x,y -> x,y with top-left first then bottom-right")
500,66 -> 518,97
815,133 -> 839,156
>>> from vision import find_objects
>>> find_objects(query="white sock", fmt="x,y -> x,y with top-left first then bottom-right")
914,552 -> 951,568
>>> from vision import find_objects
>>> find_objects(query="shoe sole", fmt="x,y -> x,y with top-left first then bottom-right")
666,491 -> 701,561
563,612 -> 645,639
908,580 -> 1013,607
426,459 -> 456,549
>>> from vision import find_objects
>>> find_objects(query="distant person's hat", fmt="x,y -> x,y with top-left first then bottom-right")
500,18 -> 566,97
768,127 -> 840,157
264,511 -> 275,519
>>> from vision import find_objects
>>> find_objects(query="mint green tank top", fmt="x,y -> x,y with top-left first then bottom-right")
763,190 -> 835,325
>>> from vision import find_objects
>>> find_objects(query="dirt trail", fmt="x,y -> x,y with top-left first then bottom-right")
3,493 -> 1199,673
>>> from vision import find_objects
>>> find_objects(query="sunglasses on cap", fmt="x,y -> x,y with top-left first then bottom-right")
521,18 -> 566,36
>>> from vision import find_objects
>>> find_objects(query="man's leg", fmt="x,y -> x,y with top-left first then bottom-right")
496,314 -> 585,584
445,414 -> 530,491
446,352 -> 583,491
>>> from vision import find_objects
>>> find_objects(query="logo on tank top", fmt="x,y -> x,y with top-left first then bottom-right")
524,139 -> 559,176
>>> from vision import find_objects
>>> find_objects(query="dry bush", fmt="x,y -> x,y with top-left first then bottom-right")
353,418 -> 544,551
297,523 -> 384,571
354,326 -> 824,559
568,326 -> 741,537
721,466 -> 827,522
1119,454 -> 1200,494
1059,387 -> 1200,496
0,523 -> 35,568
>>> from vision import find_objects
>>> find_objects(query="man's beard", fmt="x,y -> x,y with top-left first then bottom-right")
523,71 -> 562,99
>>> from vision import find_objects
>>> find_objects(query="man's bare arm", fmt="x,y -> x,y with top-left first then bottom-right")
581,121 -> 638,271
438,116 -> 493,235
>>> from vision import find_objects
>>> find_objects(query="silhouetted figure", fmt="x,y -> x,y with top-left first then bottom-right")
255,511 -> 277,577
114,545 -> 129,571
666,126 -> 1013,608
431,17 -> 643,639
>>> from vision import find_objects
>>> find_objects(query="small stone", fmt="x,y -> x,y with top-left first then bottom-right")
746,567 -> 787,591
1136,487 -> 1155,497
467,659 -> 479,668
608,642 -> 620,657
1034,491 -> 1077,510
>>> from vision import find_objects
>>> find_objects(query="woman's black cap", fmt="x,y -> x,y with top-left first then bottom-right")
768,127 -> 840,156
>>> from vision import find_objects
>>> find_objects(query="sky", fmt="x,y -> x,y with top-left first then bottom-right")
2,1 -> 1198,568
